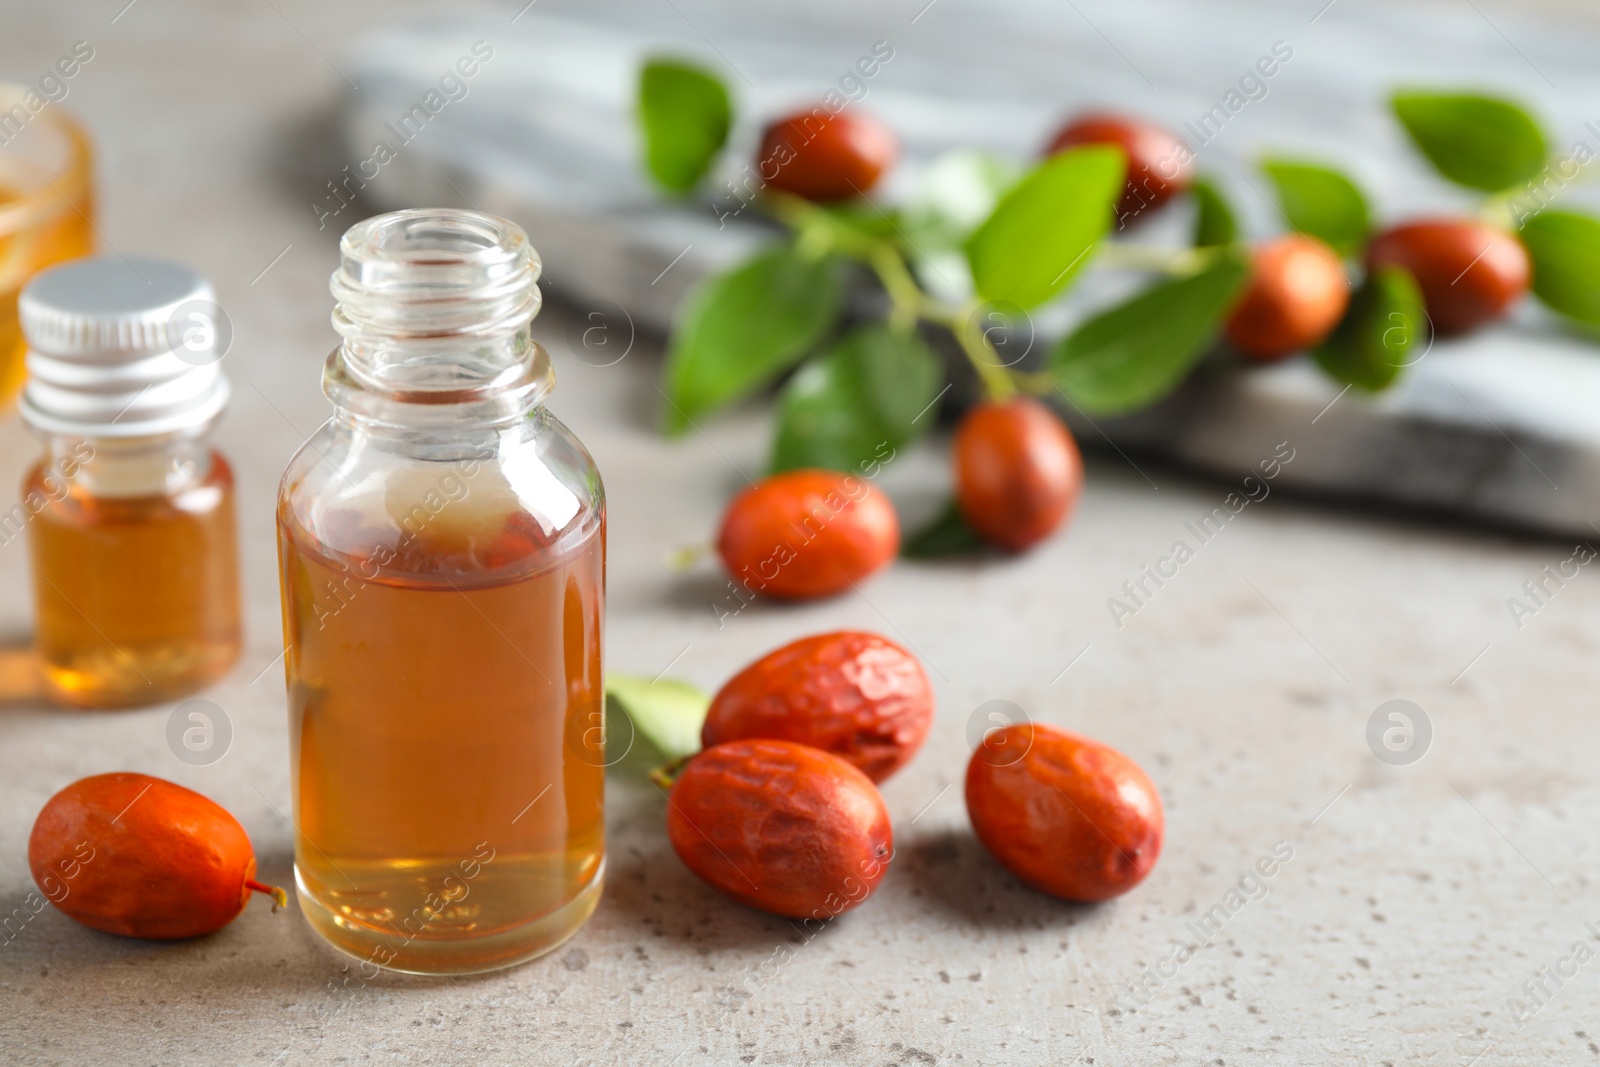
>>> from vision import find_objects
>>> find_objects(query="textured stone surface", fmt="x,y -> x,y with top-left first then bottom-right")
2,2 -> 1599,1066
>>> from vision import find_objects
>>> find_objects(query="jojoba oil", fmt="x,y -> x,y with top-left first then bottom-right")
27,447 -> 241,707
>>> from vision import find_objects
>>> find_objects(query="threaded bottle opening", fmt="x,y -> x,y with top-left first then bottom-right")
330,209 -> 547,401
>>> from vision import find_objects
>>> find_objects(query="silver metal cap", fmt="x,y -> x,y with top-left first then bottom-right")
19,257 -> 231,438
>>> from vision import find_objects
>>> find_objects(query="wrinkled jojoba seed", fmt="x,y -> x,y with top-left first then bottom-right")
667,740 -> 894,919
701,630 -> 933,782
966,723 -> 1163,902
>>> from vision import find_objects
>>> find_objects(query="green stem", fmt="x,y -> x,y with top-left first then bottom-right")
761,189 -> 819,233
1011,369 -> 1057,396
1095,241 -> 1215,275
766,192 -> 919,329
764,191 -> 877,256
762,189 -> 1020,399
1478,189 -> 1514,231
866,245 -> 923,334
950,299 -> 1018,401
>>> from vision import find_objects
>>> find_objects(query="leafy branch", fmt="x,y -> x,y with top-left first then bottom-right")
633,62 -> 1600,528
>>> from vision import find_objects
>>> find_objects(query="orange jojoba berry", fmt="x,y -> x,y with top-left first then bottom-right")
1225,234 -> 1350,362
1365,218 -> 1530,335
954,398 -> 1083,553
716,469 -> 899,599
1046,112 -> 1194,224
29,773 -> 284,940
757,108 -> 898,201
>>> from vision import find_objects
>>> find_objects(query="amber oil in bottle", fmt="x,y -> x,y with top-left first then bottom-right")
278,210 -> 606,974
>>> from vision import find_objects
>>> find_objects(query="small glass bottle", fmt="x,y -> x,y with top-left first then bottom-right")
277,210 -> 606,975
18,257 -> 241,708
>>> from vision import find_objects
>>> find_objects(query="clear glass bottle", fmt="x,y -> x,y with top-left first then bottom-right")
18,257 -> 241,708
277,209 -> 606,975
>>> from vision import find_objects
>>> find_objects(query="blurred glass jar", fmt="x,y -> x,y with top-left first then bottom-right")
0,81 -> 95,408
18,257 -> 241,708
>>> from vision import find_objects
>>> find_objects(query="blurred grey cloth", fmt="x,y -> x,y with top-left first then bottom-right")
339,0 -> 1600,539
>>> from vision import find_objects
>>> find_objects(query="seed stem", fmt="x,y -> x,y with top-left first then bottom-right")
246,878 -> 288,912
649,753 -> 695,791
668,543 -> 708,572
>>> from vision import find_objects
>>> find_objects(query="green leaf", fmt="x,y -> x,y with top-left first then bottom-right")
1391,91 -> 1548,192
771,325 -> 941,474
1262,159 -> 1371,256
1191,177 -> 1238,249
901,499 -> 985,558
965,146 -> 1125,309
1051,252 -> 1250,415
899,153 -> 1022,303
1312,266 -> 1424,391
902,151 -> 1022,250
605,675 -> 710,764
660,246 -> 843,433
638,59 -> 732,194
1519,209 -> 1600,324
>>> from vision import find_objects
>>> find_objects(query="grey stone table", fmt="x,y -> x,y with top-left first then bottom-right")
2,2 -> 1600,1065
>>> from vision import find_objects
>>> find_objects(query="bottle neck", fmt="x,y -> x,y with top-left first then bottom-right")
323,336 -> 555,436
325,209 -> 549,437
44,429 -> 213,499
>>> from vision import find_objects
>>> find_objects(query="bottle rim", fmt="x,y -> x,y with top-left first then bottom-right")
331,210 -> 542,355
325,209 -> 553,427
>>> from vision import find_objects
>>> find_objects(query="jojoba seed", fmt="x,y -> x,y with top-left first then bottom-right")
1365,218 -> 1530,335
966,723 -> 1163,902
1046,112 -> 1194,223
757,108 -> 897,201
667,740 -> 893,919
29,772 -> 283,940
717,469 -> 899,599
1225,234 -> 1350,362
953,398 -> 1082,553
702,630 -> 933,782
